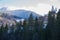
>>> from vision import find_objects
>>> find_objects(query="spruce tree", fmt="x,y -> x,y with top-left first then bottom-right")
0,24 -> 4,40
28,13 -> 34,40
56,9 -> 60,40
4,24 -> 8,33
28,13 -> 34,26
15,21 -> 22,40
23,20 -> 28,40
28,13 -> 34,31
32,17 -> 40,40
46,11 -> 55,40
38,17 -> 45,40
34,16 -> 39,32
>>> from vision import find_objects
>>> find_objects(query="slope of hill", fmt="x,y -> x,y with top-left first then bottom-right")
10,10 -> 41,19
0,7 -> 43,26
0,13 -> 22,26
0,7 -> 42,19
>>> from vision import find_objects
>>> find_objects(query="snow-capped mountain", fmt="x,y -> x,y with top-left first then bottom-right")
0,7 -> 41,19
10,10 -> 41,19
0,7 -> 43,26
0,7 -> 8,13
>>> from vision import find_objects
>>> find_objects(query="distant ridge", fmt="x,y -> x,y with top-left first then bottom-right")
0,7 -> 42,19
10,10 -> 41,19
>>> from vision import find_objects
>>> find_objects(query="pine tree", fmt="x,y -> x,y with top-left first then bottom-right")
38,17 -> 45,40
55,9 -> 60,40
28,13 -> 34,26
3,24 -> 9,40
4,24 -> 8,33
23,20 -> 28,40
23,20 -> 27,32
27,13 -> 34,40
28,13 -> 34,31
0,24 -> 4,40
15,22 -> 21,40
46,10 -> 55,40
34,16 -> 39,32
32,17 -> 40,40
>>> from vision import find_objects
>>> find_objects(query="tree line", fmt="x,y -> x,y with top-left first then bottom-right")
46,9 -> 60,40
0,9 -> 60,40
0,13 -> 44,40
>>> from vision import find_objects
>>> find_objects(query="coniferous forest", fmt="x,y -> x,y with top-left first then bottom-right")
0,7 -> 60,40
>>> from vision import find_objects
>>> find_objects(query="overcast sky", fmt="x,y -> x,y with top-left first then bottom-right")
0,0 -> 60,15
